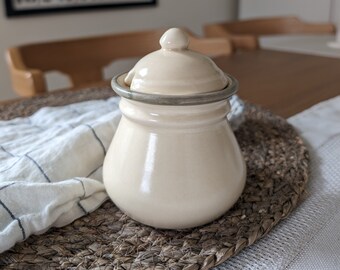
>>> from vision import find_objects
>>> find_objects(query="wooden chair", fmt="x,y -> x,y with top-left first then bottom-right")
205,16 -> 336,50
6,29 -> 232,97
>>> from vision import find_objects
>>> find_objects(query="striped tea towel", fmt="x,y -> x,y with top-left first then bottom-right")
0,94 -> 243,253
0,97 -> 121,253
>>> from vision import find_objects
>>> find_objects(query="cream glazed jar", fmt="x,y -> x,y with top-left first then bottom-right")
103,28 -> 246,229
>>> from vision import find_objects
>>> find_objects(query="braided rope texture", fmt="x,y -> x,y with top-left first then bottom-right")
0,88 -> 310,269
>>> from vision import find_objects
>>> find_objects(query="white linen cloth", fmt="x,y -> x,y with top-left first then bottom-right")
1,94 -> 340,269
0,94 -> 241,254
0,97 -> 121,253
218,95 -> 340,269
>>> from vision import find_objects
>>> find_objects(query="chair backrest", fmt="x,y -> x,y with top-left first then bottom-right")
6,29 -> 232,97
205,16 -> 336,50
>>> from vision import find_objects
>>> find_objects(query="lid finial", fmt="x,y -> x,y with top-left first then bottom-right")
123,27 -> 229,95
160,28 -> 189,50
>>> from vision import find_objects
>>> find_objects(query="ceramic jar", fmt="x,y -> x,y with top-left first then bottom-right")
103,28 -> 246,229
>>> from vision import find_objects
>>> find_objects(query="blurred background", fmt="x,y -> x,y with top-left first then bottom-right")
0,0 -> 338,100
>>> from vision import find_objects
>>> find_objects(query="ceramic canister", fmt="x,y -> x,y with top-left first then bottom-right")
103,28 -> 246,229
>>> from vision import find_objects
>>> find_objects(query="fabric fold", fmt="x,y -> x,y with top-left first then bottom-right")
0,97 -> 121,253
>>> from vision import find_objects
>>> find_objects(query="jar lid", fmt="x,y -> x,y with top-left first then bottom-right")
123,28 -> 229,95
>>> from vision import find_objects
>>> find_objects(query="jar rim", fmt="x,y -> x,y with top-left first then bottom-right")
111,73 -> 238,106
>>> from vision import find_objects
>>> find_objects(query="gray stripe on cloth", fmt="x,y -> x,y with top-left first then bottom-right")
77,201 -> 88,215
0,146 -> 15,157
0,183 -> 15,191
85,124 -> 106,155
0,199 -> 26,240
86,165 -> 102,178
74,178 -> 86,198
74,178 -> 88,215
25,154 -> 51,183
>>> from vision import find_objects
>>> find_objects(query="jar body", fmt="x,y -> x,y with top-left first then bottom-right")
103,98 -> 246,229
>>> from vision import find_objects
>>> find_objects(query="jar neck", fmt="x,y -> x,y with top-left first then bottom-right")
119,98 -> 231,128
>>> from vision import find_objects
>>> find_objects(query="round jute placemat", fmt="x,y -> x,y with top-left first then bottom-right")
0,87 -> 310,270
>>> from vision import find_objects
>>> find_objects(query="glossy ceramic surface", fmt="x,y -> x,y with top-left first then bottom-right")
103,99 -> 246,229
103,28 -> 246,229
124,28 -> 228,95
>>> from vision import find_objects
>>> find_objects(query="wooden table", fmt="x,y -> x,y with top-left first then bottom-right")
1,49 -> 340,119
215,49 -> 340,118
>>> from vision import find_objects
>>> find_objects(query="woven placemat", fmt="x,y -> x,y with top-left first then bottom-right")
0,88 -> 309,270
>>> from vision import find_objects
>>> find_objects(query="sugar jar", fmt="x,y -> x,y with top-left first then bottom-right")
103,28 -> 246,229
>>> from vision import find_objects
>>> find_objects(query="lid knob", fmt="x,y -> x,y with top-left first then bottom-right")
160,28 -> 189,50
122,28 -> 229,95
